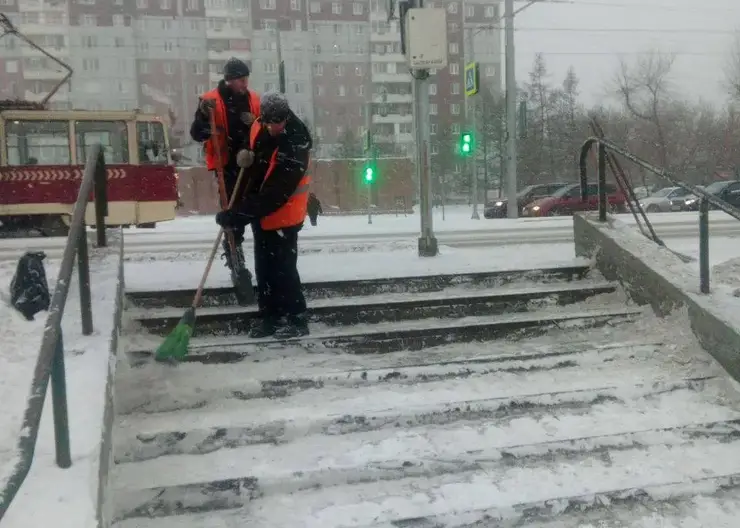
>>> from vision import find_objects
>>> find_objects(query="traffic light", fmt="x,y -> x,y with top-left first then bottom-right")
363,164 -> 374,183
460,131 -> 473,156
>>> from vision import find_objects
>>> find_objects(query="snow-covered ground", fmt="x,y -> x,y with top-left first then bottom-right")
0,241 -> 121,527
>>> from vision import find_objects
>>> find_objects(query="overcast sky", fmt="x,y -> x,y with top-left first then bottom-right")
510,0 -> 739,107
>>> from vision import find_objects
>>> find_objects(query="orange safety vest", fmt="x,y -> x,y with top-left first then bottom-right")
200,87 -> 261,171
249,119 -> 311,230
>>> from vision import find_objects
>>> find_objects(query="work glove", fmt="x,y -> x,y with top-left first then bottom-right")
198,97 -> 216,114
241,112 -> 256,126
216,209 -> 254,229
236,149 -> 255,168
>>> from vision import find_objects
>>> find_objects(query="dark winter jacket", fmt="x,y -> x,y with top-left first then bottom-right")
189,80 -> 257,170
307,193 -> 322,217
236,111 -> 313,221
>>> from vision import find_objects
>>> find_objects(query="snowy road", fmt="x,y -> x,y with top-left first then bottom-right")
1,211 -> 740,261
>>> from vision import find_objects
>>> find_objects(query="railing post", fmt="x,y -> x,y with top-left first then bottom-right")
77,227 -> 93,336
597,141 -> 607,222
51,332 -> 71,469
94,147 -> 107,248
699,197 -> 710,294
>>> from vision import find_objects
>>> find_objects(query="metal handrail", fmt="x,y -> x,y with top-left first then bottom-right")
0,145 -> 108,521
579,136 -> 740,294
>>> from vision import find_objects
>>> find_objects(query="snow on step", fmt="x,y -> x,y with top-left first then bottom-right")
127,280 -> 617,319
113,434 -> 740,527
117,341 -> 662,415
114,340 -> 706,447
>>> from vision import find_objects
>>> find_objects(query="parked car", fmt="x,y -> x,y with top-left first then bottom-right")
639,186 -> 693,213
483,183 -> 570,218
684,180 -> 740,211
521,182 -> 627,217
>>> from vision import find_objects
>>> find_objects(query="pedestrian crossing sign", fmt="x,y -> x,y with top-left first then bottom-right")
464,62 -> 479,97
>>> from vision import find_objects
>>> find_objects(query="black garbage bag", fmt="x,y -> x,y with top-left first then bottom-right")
10,251 -> 51,321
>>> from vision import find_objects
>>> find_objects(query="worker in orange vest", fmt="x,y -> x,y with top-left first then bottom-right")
215,92 -> 313,339
189,57 -> 260,285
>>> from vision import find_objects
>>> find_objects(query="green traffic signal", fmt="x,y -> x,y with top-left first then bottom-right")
460,132 -> 473,156
364,166 -> 374,182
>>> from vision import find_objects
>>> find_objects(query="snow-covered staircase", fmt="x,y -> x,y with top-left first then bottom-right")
113,263 -> 740,527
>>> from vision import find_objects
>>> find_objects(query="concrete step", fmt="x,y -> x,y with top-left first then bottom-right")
127,305 -> 643,361
129,281 -> 618,336
112,371 -> 738,523
125,263 -> 593,309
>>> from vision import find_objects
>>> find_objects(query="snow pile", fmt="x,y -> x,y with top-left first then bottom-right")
0,262 -> 51,488
0,241 -> 123,528
712,257 -> 740,289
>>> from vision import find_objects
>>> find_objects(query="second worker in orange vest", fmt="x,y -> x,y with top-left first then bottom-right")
215,92 -> 313,339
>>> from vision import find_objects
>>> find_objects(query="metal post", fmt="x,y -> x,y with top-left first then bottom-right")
94,149 -> 107,247
276,28 -> 285,93
413,71 -> 437,256
597,141 -> 607,222
51,332 -> 71,468
365,78 -> 373,225
77,228 -> 93,336
504,0 -> 518,218
464,24 -> 479,220
699,197 -> 710,294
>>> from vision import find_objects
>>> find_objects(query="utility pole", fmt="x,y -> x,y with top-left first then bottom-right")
364,92 -> 373,225
464,23 -> 480,220
505,0 -> 517,218
397,0 -> 439,256
275,26 -> 286,93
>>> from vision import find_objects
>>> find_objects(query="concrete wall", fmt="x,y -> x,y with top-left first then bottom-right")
573,213 -> 740,382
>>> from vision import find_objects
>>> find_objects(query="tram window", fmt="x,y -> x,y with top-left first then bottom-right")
6,120 -> 71,166
76,121 -> 129,165
136,122 -> 168,165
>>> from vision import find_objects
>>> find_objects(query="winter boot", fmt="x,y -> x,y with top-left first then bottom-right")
222,238 -> 255,306
248,316 -> 280,339
274,313 -> 310,339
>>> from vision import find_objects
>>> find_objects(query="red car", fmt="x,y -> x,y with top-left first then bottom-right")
521,182 -> 627,217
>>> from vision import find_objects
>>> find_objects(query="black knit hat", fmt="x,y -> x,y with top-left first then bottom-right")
223,57 -> 250,80
261,91 -> 291,123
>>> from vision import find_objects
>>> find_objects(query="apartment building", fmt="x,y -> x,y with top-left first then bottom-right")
0,0 -> 501,163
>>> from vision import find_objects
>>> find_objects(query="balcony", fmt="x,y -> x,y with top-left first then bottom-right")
370,31 -> 399,43
371,52 -> 405,62
207,49 -> 249,62
372,92 -> 413,104
23,68 -> 69,80
205,25 -> 250,40
373,113 -> 413,124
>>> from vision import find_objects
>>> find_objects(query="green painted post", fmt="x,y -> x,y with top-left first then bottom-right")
51,333 -> 71,469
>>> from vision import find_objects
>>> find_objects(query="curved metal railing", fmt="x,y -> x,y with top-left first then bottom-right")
579,135 -> 740,294
0,145 -> 108,520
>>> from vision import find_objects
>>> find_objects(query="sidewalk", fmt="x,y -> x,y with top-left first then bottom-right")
0,236 -> 123,528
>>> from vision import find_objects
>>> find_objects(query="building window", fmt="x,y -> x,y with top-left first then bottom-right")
291,0 -> 300,9
353,2 -> 363,15
451,103 -> 460,115
80,14 -> 97,26
485,65 -> 496,76
161,0 -> 173,8
313,63 -> 323,75
114,37 -> 125,48
449,22 -> 459,32
332,2 -> 341,14
137,0 -> 148,8
82,36 -> 97,48
334,64 -> 344,75
449,43 -> 458,54
192,62 -> 204,74
337,85 -> 346,96
310,1 -> 320,13
264,82 -> 276,92
113,14 -> 126,26
451,123 -> 460,134
139,61 -> 150,74
356,85 -> 364,96
82,58 -> 99,71
264,62 -> 277,73
429,103 -> 437,115
315,85 -> 324,96
447,2 -> 458,14
164,62 -> 175,74
260,0 -> 276,9
449,63 -> 459,75
164,41 -> 174,52
430,123 -> 437,135
450,82 -> 460,94
355,65 -> 363,76
428,84 -> 437,95
465,5 -> 474,17
187,0 -> 199,9
485,5 -> 497,18
293,82 -> 304,94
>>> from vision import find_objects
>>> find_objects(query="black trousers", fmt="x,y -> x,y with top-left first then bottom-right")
216,166 -> 245,244
251,222 -> 307,318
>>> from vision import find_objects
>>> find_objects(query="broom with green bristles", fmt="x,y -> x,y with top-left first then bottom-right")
154,166 -> 248,362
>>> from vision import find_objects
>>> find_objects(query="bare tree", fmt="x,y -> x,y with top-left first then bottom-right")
614,51 -> 676,170
725,30 -> 740,101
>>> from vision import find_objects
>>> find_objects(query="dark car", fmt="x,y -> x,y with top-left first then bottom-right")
521,182 -> 627,217
483,183 -> 570,218
683,180 -> 740,211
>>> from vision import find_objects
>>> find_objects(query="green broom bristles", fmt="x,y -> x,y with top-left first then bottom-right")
154,307 -> 196,362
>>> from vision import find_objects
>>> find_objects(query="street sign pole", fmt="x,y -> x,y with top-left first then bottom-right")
464,27 -> 480,220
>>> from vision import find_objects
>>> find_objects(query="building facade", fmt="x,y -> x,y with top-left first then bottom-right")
0,0 -> 501,165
